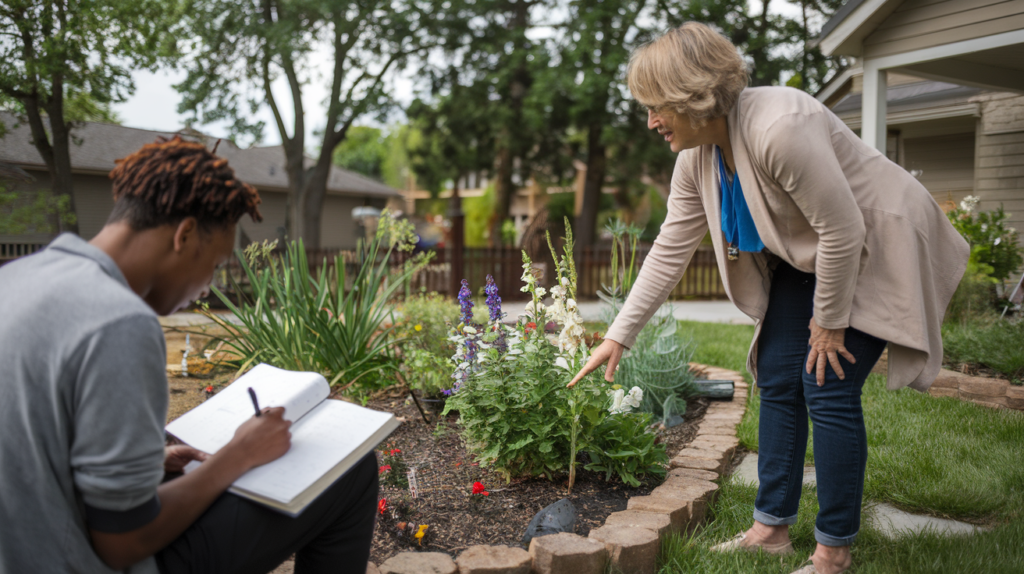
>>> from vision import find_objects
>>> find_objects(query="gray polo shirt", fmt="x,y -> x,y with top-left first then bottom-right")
0,234 -> 167,574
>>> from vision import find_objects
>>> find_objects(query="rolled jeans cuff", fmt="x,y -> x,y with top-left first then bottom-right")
753,508 -> 798,526
815,527 -> 858,547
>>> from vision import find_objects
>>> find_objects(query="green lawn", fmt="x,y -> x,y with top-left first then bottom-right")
663,321 -> 1024,573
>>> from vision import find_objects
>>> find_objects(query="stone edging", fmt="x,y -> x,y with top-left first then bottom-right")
929,368 -> 1024,411
370,363 -> 749,574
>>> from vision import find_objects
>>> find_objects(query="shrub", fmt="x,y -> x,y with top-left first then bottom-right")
600,218 -> 697,425
444,222 -> 667,489
393,293 -> 459,396
204,211 -> 431,391
947,197 -> 1022,283
945,254 -> 1000,324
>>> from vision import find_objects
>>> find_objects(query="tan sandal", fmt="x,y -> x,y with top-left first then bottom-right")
709,532 -> 795,555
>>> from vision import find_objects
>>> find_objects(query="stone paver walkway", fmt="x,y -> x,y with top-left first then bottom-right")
730,453 -> 983,538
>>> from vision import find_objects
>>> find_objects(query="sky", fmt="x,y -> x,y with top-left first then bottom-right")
112,1 -> 807,150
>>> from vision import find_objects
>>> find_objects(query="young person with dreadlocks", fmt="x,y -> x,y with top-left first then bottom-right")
0,137 -> 379,574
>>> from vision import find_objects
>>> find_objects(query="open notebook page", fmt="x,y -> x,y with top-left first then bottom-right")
229,399 -> 396,504
166,363 -> 328,456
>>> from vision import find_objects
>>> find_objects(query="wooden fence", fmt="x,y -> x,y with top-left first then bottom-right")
215,245 -> 725,301
0,242 -> 46,267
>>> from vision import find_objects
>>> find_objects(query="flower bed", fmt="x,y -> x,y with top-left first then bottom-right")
366,364 -> 750,574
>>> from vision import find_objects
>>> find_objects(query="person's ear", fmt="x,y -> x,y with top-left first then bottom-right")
172,217 -> 199,254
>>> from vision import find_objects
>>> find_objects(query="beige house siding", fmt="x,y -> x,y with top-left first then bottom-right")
16,169 -> 115,240
974,93 -> 1024,247
238,190 -> 383,250
864,0 -> 1024,58
903,132 -> 977,205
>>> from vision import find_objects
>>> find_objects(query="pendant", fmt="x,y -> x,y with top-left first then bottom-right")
727,244 -> 739,261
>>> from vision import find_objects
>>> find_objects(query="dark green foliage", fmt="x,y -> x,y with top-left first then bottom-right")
332,126 -> 388,180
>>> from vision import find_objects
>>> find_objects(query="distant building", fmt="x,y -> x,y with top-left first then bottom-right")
0,113 -> 401,252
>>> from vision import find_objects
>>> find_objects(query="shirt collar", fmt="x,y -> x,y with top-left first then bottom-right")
47,233 -> 131,290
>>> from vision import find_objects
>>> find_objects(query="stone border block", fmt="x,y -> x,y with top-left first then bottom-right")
380,552 -> 458,574
668,467 -> 720,482
456,545 -> 531,574
528,532 -> 608,574
587,525 -> 659,574
603,510 -> 674,537
626,496 -> 692,531
367,563 -> 380,574
960,378 -> 1009,397
670,453 -> 726,475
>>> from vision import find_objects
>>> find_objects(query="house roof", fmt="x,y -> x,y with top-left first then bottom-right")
0,112 -> 400,198
827,77 -> 978,119
814,0 -> 904,57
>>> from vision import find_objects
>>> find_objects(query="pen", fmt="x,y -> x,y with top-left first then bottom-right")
248,387 -> 261,417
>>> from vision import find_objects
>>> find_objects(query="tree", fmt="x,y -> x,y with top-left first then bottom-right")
332,125 -> 386,180
177,0 -> 464,248
554,0 -> 656,248
0,0 -> 170,235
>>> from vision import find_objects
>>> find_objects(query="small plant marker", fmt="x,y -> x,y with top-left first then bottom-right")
408,468 -> 418,498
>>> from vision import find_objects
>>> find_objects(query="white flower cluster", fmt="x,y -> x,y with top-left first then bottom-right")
547,277 -> 587,359
960,195 -> 980,212
608,386 -> 644,415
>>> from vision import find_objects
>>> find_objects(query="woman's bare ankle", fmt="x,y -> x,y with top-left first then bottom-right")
811,544 -> 851,574
746,521 -> 791,545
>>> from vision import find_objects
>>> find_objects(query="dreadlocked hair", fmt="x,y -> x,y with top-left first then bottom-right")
107,136 -> 263,231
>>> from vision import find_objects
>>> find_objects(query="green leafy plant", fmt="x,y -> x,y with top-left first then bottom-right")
947,197 -> 1023,283
599,218 -> 697,425
444,219 -> 667,490
203,210 -> 431,391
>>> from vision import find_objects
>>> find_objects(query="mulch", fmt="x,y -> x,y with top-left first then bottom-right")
362,388 -> 712,564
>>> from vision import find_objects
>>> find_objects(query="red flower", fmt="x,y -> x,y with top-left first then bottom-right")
379,465 -> 392,474
378,498 -> 387,515
472,481 -> 489,496
390,449 -> 401,455
524,322 -> 537,333
204,385 -> 214,393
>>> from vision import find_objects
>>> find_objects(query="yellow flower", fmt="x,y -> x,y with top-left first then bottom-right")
612,384 -> 622,390
415,524 -> 429,545
414,324 -> 423,332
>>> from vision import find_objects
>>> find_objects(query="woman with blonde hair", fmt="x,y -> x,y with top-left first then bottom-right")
569,22 -> 968,574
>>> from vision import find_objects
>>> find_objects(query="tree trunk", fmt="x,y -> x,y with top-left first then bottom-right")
20,93 -> 79,236
493,146 -> 515,247
575,123 -> 607,251
448,176 -> 464,295
282,138 -> 307,243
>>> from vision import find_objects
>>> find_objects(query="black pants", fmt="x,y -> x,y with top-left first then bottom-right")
156,453 -> 378,574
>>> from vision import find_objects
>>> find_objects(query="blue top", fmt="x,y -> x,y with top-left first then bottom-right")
717,146 -> 765,254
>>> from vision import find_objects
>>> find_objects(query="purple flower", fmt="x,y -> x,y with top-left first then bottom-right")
458,279 -> 474,325
484,275 -> 504,323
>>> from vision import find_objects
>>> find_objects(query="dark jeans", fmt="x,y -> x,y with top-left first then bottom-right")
156,453 -> 378,574
754,262 -> 886,547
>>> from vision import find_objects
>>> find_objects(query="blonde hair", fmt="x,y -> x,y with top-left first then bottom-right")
627,22 -> 749,128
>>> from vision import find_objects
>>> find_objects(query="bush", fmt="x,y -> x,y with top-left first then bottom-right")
947,197 -> 1022,283
204,211 -> 431,391
443,224 -> 667,488
600,218 -> 698,425
945,255 -> 1000,324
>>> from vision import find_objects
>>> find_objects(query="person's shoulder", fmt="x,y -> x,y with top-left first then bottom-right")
737,86 -> 827,128
0,240 -> 157,339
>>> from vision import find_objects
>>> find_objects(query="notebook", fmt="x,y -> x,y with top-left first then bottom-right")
166,363 -> 399,516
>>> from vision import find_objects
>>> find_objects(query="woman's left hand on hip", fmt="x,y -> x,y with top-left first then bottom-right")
806,317 -> 857,386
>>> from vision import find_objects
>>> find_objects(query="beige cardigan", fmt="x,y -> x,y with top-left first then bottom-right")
605,87 -> 969,391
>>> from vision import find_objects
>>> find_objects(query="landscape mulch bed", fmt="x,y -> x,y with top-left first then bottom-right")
362,389 -> 711,564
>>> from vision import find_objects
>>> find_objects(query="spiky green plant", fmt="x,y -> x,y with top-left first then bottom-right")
203,211 -> 432,390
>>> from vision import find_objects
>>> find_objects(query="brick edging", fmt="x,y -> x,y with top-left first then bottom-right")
373,363 -> 749,574
929,368 -> 1024,411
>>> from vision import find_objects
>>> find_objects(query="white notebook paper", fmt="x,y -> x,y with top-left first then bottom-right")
166,363 -> 399,516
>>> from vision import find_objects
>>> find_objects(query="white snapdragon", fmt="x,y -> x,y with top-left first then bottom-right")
608,386 -> 644,414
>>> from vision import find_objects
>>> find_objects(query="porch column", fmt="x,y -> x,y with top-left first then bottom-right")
861,64 -> 888,152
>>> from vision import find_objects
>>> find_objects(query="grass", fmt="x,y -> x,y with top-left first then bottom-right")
658,480 -> 1024,574
659,319 -> 1024,572
942,318 -> 1024,382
